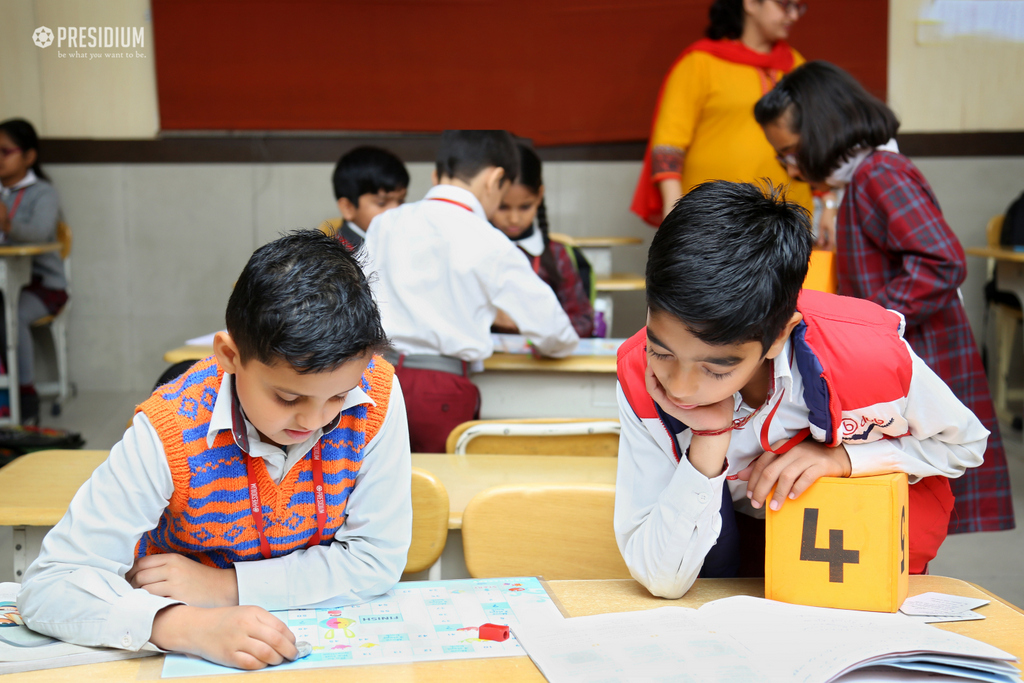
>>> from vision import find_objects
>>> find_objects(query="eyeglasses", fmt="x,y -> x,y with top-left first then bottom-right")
0,147 -> 21,158
776,151 -> 800,168
769,0 -> 808,17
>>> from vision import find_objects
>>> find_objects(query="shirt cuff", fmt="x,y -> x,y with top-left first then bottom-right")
670,453 -> 725,524
104,589 -> 181,651
235,556 -> 289,610
845,439 -> 904,479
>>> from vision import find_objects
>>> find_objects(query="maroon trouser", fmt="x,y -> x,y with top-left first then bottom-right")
394,364 -> 480,453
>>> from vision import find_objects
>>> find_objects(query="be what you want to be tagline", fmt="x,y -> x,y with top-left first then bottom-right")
32,25 -> 147,60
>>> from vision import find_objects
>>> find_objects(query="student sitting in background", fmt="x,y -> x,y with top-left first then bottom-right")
0,118 -> 68,424
755,61 -> 1014,535
491,143 -> 595,338
614,181 -> 984,599
19,231 -> 411,670
364,130 -> 578,453
332,146 -> 409,250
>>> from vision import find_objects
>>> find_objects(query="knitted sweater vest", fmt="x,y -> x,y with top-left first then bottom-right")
135,354 -> 394,568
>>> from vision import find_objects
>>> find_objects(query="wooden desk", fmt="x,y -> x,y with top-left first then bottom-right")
163,347 -> 621,419
0,242 -> 62,425
2,576 -> 1018,681
594,273 -> 645,292
411,453 -> 618,529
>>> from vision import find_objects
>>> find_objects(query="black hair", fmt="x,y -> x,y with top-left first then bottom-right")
647,181 -> 812,354
332,146 -> 409,205
436,130 -> 519,186
705,0 -> 745,40
0,118 -> 49,181
511,143 -> 562,291
225,230 -> 389,372
754,61 -> 900,184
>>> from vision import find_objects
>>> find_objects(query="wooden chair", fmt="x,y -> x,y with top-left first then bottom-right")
461,483 -> 632,580
985,215 -> 1024,422
405,467 -> 450,578
445,418 -> 620,456
32,220 -> 73,415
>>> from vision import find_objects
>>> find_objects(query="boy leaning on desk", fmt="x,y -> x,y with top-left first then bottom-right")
614,181 -> 986,598
17,231 -> 412,670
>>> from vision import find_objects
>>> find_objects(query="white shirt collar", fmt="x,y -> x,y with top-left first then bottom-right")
735,338 -> 795,413
511,223 -> 545,256
1,169 -> 38,197
424,184 -> 488,221
827,138 -> 900,188
206,372 -> 375,457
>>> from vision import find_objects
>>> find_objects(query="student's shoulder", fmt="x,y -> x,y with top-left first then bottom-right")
856,150 -> 918,184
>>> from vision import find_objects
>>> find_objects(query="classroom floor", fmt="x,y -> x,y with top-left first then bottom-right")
3,390 -> 1022,608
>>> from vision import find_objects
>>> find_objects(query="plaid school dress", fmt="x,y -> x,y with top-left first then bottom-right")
837,151 -> 1015,534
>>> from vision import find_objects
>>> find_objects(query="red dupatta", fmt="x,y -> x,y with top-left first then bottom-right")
629,39 -> 797,227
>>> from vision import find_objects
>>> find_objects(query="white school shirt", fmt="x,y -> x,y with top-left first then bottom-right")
363,184 -> 579,361
18,373 -> 412,651
614,338 -> 987,600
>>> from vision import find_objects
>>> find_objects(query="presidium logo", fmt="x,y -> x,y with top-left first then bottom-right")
32,26 -> 53,48
32,25 -> 146,59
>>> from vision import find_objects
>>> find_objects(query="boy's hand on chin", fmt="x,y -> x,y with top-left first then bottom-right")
736,439 -> 852,512
151,604 -> 297,670
645,363 -> 734,431
127,553 -> 239,608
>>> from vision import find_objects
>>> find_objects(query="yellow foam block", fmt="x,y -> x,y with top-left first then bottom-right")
765,473 -> 909,613
803,249 -> 838,294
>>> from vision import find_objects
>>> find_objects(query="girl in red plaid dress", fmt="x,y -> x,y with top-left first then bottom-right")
754,61 -> 1014,534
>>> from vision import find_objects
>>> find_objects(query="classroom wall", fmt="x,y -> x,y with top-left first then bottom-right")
0,0 -> 158,137
45,156 -> 1022,394
889,0 -> 1024,132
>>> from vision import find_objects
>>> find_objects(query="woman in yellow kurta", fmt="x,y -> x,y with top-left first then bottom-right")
631,0 -> 813,226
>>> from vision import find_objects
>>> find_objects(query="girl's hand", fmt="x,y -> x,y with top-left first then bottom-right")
736,439 -> 851,512
127,553 -> 239,608
151,604 -> 297,670
644,362 -> 734,432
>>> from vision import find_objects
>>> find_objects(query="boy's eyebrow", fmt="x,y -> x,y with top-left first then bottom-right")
647,330 -> 745,366
273,383 -> 360,398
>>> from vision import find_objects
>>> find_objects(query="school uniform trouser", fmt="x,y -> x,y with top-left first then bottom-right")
390,357 -> 480,454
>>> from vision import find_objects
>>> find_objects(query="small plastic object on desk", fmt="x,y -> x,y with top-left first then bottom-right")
478,623 -> 510,642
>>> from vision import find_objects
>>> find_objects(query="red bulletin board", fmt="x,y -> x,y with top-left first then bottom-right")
151,0 -> 888,146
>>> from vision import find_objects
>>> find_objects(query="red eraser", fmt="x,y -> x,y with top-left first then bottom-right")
478,623 -> 510,641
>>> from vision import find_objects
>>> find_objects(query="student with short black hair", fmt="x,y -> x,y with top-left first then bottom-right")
19,231 -> 412,670
614,180 -> 985,599
364,130 -> 578,453
331,146 -> 409,249
755,61 -> 1015,535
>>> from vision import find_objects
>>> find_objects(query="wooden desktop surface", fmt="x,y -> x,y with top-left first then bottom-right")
965,246 -> 1024,263
594,273 -> 645,292
0,242 -> 61,257
1,576 -> 1019,682
570,236 -> 643,247
164,346 -> 618,374
0,450 -> 617,531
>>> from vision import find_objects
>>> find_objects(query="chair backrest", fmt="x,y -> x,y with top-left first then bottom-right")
405,467 -> 450,574
56,220 -> 72,260
987,215 -> 1006,248
446,418 -> 620,456
461,483 -> 632,580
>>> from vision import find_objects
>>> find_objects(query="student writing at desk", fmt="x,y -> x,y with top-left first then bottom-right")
614,181 -> 985,598
0,118 -> 69,423
18,232 -> 412,670
332,146 -> 409,251
364,130 -> 578,453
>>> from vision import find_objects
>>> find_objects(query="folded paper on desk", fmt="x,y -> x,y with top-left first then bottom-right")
0,583 -> 156,674
513,595 -> 1020,683
491,334 -> 625,356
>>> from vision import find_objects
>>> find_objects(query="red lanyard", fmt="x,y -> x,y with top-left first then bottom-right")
8,189 -> 25,220
428,196 -> 474,212
246,442 -> 326,559
530,255 -> 541,274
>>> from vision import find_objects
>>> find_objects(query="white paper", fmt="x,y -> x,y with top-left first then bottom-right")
900,592 -> 990,617
183,331 -> 218,346
919,0 -> 1024,42
490,333 -> 624,356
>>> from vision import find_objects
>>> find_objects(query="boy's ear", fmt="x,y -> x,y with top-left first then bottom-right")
764,311 -> 803,360
484,166 -> 506,194
337,197 -> 357,221
214,331 -> 243,374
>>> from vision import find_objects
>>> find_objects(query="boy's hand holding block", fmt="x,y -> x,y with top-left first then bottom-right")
765,473 -> 909,613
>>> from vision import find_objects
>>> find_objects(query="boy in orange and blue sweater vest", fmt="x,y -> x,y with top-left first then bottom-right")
18,231 -> 411,670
